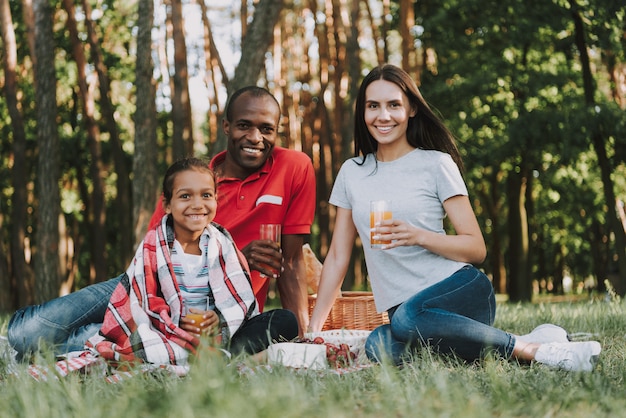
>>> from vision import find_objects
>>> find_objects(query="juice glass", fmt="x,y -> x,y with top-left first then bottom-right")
259,224 -> 282,277
370,200 -> 392,249
183,296 -> 210,336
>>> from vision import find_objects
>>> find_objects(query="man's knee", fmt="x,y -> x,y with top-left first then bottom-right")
268,309 -> 298,340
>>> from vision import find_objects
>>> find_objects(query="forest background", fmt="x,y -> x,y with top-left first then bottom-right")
0,0 -> 625,312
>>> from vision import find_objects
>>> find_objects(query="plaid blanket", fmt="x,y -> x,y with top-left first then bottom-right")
86,216 -> 258,367
20,351 -> 189,383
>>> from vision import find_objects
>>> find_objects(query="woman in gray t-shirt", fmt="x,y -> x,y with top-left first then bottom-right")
309,64 -> 601,372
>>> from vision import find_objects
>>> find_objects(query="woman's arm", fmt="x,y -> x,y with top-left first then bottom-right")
308,207 -> 357,332
374,195 -> 486,264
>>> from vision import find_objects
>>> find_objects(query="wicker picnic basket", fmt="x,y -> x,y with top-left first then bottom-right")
308,291 -> 389,331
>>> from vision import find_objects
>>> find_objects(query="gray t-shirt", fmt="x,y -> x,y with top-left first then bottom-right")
330,148 -> 469,312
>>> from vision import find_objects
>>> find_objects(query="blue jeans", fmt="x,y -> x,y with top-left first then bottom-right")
229,309 -> 298,355
365,266 -> 516,365
7,276 -> 121,360
7,274 -> 298,360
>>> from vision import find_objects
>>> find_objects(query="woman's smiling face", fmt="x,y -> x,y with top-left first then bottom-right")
364,79 -> 416,148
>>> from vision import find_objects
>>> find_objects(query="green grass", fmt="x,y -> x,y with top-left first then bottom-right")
1,299 -> 625,418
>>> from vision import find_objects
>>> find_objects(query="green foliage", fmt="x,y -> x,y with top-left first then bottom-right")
416,0 -> 626,293
1,0 -> 624,303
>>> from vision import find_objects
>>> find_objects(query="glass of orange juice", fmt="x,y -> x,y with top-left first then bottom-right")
183,296 -> 210,336
259,224 -> 282,277
370,200 -> 392,249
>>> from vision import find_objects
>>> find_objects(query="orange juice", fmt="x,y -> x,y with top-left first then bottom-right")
370,200 -> 392,248
185,312 -> 209,335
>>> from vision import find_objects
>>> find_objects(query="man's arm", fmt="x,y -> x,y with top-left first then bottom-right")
277,234 -> 309,336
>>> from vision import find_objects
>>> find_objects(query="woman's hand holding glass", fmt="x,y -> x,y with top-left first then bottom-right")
373,196 -> 487,263
371,218 -> 422,250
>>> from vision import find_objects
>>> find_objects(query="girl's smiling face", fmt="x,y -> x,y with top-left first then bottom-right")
364,79 -> 416,149
164,168 -> 217,244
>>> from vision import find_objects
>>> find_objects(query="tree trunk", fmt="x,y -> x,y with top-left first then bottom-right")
0,0 -> 34,308
240,0 -> 247,39
524,163 -> 536,293
346,0 -> 361,127
232,0 -> 284,91
33,0 -> 62,303
158,8 -> 172,165
311,0 -> 332,259
199,0 -> 228,149
399,0 -> 417,80
381,0 -> 390,62
133,0 -> 158,246
478,169 -> 506,294
21,0 -> 35,68
589,220 -> 608,293
362,0 -> 385,65
603,51 -> 624,108
170,0 -> 194,160
81,0 -> 133,269
277,19 -> 292,148
62,0 -> 107,286
506,169 -> 532,302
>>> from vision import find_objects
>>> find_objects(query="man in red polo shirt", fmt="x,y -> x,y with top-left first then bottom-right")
6,87 -> 315,361
149,86 -> 316,332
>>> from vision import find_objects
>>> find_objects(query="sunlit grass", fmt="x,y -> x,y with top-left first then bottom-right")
1,299 -> 625,418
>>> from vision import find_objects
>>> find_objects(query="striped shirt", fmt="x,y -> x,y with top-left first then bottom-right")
171,232 -> 215,313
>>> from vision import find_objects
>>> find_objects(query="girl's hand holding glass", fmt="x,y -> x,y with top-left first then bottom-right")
181,309 -> 219,338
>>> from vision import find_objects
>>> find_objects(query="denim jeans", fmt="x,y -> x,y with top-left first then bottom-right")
229,309 -> 298,355
365,265 -> 516,365
7,274 -> 297,360
7,275 -> 121,360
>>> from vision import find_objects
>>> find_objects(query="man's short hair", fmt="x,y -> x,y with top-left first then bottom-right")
224,86 -> 281,122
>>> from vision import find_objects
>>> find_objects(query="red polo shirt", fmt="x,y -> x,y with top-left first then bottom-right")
148,147 -> 316,311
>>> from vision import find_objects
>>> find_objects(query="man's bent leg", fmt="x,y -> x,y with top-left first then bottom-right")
7,275 -> 121,360
229,309 -> 298,355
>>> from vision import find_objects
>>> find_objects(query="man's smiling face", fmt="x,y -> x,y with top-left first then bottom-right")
222,93 -> 281,179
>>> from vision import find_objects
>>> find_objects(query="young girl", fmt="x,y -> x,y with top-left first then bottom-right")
309,64 -> 601,372
87,157 -> 297,367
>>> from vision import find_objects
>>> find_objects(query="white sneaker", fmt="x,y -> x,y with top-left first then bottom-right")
517,324 -> 569,344
534,341 -> 601,372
